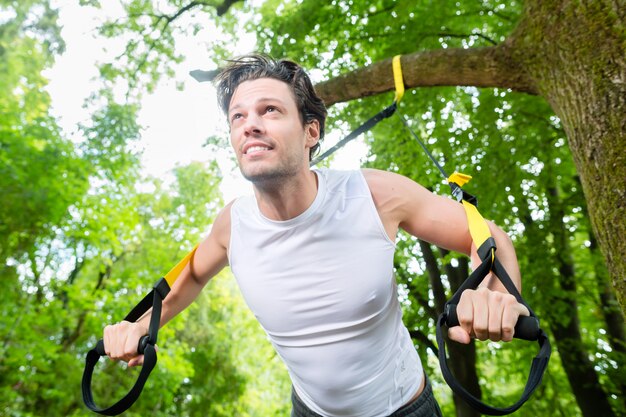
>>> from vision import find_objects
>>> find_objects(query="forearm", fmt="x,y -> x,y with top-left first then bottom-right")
135,264 -> 210,331
164,265 -> 209,324
134,222 -> 230,331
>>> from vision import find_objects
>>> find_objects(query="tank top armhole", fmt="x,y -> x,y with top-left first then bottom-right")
355,170 -> 397,249
226,197 -> 242,267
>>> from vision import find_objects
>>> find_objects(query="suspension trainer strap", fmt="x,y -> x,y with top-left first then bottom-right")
434,179 -> 551,414
392,54 -> 405,103
310,102 -> 397,166
310,55 -> 405,167
82,246 -> 198,415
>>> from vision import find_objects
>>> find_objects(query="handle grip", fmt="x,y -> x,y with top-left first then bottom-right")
445,304 -> 540,341
94,335 -> 151,357
83,278 -> 169,415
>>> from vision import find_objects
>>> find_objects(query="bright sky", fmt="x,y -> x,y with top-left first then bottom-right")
44,1 -> 367,202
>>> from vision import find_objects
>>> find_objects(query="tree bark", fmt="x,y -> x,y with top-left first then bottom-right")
511,0 -> 626,319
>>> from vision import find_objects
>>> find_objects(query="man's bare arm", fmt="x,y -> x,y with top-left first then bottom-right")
363,168 -> 528,343
103,202 -> 232,365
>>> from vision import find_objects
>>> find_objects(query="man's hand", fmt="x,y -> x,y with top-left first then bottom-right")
448,287 -> 530,344
103,321 -> 150,367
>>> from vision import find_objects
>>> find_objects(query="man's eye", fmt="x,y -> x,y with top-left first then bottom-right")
266,106 -> 278,113
231,113 -> 243,122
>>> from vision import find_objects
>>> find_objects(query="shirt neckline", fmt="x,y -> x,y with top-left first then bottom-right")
255,169 -> 326,228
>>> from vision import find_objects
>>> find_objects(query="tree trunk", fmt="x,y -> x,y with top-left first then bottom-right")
590,234 -> 626,357
506,0 -> 626,312
550,320 -> 616,417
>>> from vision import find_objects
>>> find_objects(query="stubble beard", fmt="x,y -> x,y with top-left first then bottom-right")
239,152 -> 303,189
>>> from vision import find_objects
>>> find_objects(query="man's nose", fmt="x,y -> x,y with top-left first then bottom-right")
243,113 -> 264,136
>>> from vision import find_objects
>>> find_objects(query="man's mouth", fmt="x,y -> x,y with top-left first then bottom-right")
244,145 -> 272,155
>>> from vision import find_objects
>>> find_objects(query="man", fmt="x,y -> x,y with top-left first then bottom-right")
104,54 -> 529,417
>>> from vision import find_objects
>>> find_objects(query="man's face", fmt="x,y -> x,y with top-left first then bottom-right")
228,78 -> 319,185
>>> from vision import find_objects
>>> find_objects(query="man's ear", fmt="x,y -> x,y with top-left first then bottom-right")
305,120 -> 320,147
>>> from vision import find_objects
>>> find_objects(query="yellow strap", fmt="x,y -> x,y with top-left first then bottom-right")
448,172 -> 472,187
461,200 -> 493,256
392,55 -> 405,103
448,172 -> 494,261
164,244 -> 198,286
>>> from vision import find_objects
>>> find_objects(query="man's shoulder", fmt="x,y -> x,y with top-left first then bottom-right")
211,200 -> 235,245
361,168 -> 397,191
316,168 -> 369,193
316,167 -> 369,181
315,168 -> 405,197
361,168 -> 425,189
360,168 -> 430,216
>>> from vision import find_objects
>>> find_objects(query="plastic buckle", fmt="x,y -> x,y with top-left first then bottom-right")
449,182 -> 464,202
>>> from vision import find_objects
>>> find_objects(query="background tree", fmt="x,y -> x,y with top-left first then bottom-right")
0,0 -> 87,265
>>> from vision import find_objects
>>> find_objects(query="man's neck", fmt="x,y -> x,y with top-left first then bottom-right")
253,169 -> 319,221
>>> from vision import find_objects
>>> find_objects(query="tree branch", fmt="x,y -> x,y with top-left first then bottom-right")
215,0 -> 244,16
409,286 -> 439,321
315,45 -> 538,106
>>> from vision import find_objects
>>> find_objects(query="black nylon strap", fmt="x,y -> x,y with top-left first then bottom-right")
82,278 -> 170,415
310,102 -> 397,166
82,343 -> 158,416
435,251 -> 551,415
436,316 -> 550,415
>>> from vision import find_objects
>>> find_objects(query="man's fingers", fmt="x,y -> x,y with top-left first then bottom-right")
127,345 -> 157,367
128,355 -> 144,367
103,324 -> 113,357
500,302 -> 531,341
499,304 -> 514,342
456,288 -> 531,343
488,292 -> 506,341
448,326 -> 471,344
517,303 -> 530,317
124,329 -> 140,359
459,288 -> 490,341
456,291 -> 474,335
102,320 -> 149,363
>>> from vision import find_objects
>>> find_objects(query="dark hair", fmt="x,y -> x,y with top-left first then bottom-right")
214,54 -> 327,160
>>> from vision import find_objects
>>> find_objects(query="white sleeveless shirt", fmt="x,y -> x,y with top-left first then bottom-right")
228,169 -> 423,417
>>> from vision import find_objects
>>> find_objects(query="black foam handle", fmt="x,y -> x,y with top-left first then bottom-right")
94,335 -> 151,357
445,304 -> 540,341
95,339 -> 106,356
83,279 -> 170,415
